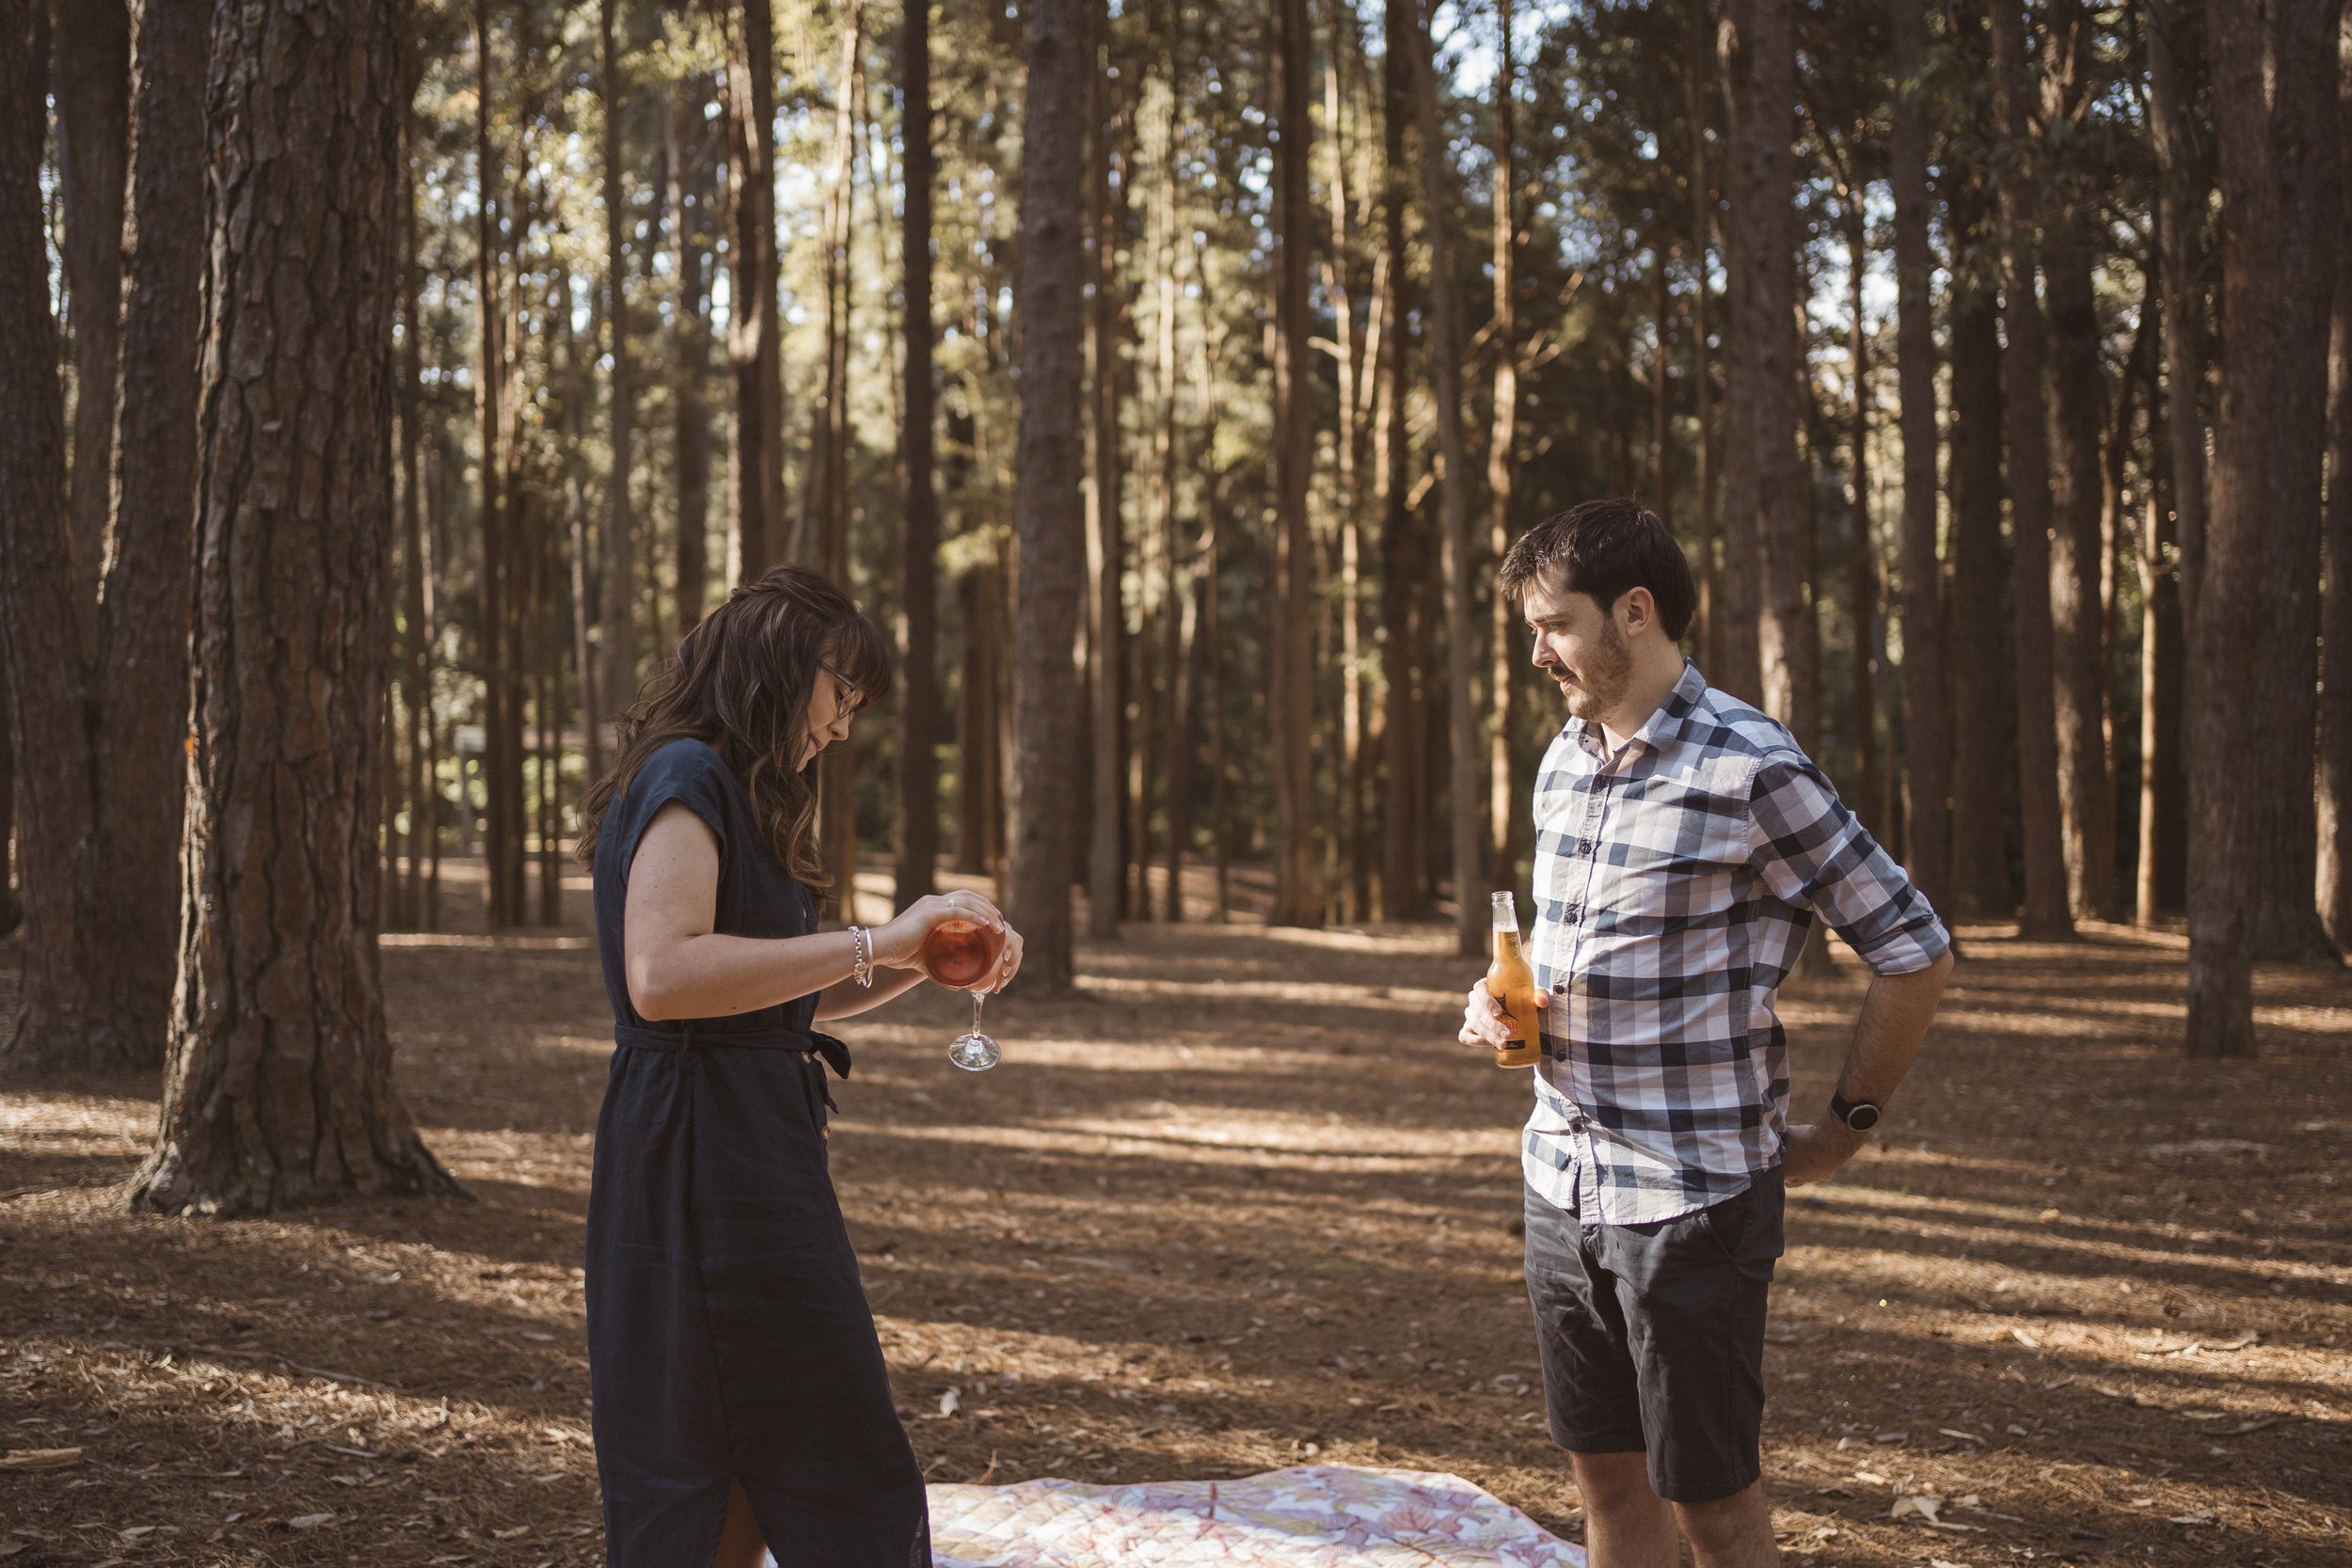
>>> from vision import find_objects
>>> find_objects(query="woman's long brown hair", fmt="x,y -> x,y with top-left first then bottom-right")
575,565 -> 890,890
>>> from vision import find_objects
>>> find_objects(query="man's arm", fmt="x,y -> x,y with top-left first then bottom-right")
1783,948 -> 1953,1185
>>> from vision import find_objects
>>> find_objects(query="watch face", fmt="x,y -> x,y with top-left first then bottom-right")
1845,1102 -> 1881,1132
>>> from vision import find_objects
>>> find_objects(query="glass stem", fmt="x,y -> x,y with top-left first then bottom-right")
970,991 -> 984,1032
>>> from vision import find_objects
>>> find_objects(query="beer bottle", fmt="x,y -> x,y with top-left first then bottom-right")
1486,891 -> 1543,1069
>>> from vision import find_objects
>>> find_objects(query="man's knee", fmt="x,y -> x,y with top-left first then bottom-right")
1568,1449 -> 1661,1514
1673,1480 -> 1776,1566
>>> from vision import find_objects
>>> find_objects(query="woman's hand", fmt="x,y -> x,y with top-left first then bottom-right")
869,890 -> 1010,974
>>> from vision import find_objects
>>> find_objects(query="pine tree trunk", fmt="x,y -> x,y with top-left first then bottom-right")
1155,4 -> 1191,925
1842,199 -> 1879,832
2147,0 -> 2212,625
1889,0 -> 1949,911
1487,0 -> 1520,889
396,86 -> 430,926
723,0 -> 783,580
2249,0 -> 2344,965
814,8 -> 866,923
127,0 -> 460,1215
1269,0 -> 1320,929
1684,5 -> 1719,675
895,0 -> 941,912
669,81 -> 715,637
598,0 -> 633,749
1716,0 -> 1797,720
1946,178 -> 2013,921
0,0 -> 107,1068
2043,235 -> 2118,922
1083,0 -> 1126,938
51,0 -> 129,633
1377,0 -> 1424,922
473,0 -> 517,927
1986,0 -> 2072,940
2139,419 -> 2186,925
1007,0 -> 1088,990
2185,0 -> 2281,1057
2321,77 -> 2352,944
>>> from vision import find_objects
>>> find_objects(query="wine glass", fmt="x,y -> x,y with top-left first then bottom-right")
919,916 -> 1007,1072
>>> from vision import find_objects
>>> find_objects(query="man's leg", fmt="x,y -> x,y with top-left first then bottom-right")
1567,1449 -> 1677,1568
1674,1480 -> 1779,1568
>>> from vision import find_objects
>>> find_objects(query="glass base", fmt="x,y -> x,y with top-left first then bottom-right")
948,1030 -> 1001,1072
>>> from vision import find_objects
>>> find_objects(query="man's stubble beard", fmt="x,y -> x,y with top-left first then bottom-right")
1561,618 -> 1634,725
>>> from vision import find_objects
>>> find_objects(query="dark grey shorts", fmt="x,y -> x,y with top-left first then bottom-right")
1522,1170 -> 1785,1504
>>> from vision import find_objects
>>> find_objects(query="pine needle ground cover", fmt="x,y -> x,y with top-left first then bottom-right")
0,863 -> 2346,1566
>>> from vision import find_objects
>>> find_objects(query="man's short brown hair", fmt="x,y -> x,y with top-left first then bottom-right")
1497,499 -> 1698,640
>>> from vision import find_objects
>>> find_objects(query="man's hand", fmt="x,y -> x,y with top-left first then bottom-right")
1782,1118 -> 1868,1187
1458,983 -> 1547,1050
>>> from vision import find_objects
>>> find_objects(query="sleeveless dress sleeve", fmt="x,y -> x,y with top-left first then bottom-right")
612,739 -> 736,887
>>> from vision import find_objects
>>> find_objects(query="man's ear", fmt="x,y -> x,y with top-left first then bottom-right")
1618,586 -> 1657,638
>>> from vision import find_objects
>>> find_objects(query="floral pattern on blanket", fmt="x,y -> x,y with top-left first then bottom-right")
922,1464 -> 1586,1567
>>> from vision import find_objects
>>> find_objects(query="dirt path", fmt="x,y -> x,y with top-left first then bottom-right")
2,865 -> 2348,1566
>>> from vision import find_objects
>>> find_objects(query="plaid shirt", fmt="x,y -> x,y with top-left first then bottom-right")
1523,660 -> 1950,1226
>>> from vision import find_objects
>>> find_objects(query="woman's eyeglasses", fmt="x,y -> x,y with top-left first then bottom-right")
818,661 -> 860,715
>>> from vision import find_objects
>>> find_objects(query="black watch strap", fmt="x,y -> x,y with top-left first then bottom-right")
1830,1089 -> 1882,1132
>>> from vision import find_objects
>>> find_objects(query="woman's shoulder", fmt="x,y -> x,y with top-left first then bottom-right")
634,736 -> 739,791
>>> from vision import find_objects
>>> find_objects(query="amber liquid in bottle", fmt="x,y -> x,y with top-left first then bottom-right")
1487,891 -> 1542,1069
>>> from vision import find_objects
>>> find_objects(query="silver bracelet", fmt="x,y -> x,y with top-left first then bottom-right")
849,925 -> 875,989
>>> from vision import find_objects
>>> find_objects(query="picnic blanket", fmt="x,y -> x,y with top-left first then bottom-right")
912,1464 -> 1587,1567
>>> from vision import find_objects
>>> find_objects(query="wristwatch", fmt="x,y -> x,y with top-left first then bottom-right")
1829,1089 -> 1882,1132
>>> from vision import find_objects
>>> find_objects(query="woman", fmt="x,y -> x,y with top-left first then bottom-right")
576,566 -> 1021,1568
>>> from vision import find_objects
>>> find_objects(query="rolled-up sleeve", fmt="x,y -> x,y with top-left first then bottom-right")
1745,752 -> 1951,974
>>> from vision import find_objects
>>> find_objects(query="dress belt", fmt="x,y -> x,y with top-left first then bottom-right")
612,1020 -> 853,1120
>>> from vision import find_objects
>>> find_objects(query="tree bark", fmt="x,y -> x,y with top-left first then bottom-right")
2185,0 -> 2282,1057
2139,391 -> 2186,925
0,0 -> 107,1068
1488,0 -> 1520,887
2147,0 -> 2212,627
1007,0 -> 1088,990
2322,38 -> 2352,945
87,0 -> 210,1059
1716,0 -> 1799,721
2043,235 -> 2119,923
1946,176 -> 2013,921
723,0 -> 784,581
2249,0 -> 2345,965
1987,0 -> 2072,940
1684,3 -> 1719,675
1889,0 -> 1948,911
598,0 -> 633,749
895,0 -> 940,912
127,0 -> 460,1215
1376,0 -> 1424,921
1270,0 -> 1319,928
1841,198 -> 1879,832
50,0 -> 129,633
669,80 -> 715,637
1407,0 -> 1484,956
1083,0 -> 1126,937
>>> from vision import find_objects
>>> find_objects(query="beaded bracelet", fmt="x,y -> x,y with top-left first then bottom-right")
849,925 -> 874,989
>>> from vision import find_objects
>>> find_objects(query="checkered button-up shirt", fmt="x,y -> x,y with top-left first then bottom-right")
1523,660 -> 1950,1226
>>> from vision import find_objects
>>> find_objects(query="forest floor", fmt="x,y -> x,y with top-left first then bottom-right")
1,857 -> 2348,1568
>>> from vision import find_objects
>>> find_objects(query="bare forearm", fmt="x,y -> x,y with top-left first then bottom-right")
813,964 -> 928,1021
1835,952 -> 1953,1105
631,929 -> 862,1022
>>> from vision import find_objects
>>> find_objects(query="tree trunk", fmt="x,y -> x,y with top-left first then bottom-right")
723,0 -> 783,581
895,0 -> 940,912
0,0 -> 107,1068
1156,1 -> 1192,925
1716,0 -> 1798,721
597,0 -> 632,751
1946,178 -> 2013,921
1007,0 -> 1088,990
1986,0 -> 2072,940
670,81 -> 715,637
2043,234 -> 2119,922
1488,0 -> 1520,888
2249,0 -> 2344,965
1377,0 -> 1424,922
127,0 -> 460,1215
2321,53 -> 2352,944
1684,4 -> 1719,675
815,8 -> 866,923
2185,0 -> 2283,1057
1269,0 -> 1319,929
1889,0 -> 1948,911
2147,0 -> 2212,626
50,0 -> 129,634
1842,198 -> 1879,832
1083,0 -> 1126,938
473,0 -> 518,927
2139,400 -> 2186,925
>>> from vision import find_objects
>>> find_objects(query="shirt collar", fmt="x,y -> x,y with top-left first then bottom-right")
1565,658 -> 1708,759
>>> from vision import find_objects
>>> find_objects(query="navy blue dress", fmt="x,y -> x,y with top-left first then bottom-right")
584,737 -> 930,1568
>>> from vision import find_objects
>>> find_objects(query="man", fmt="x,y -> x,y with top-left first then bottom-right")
1459,500 -> 1954,1568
